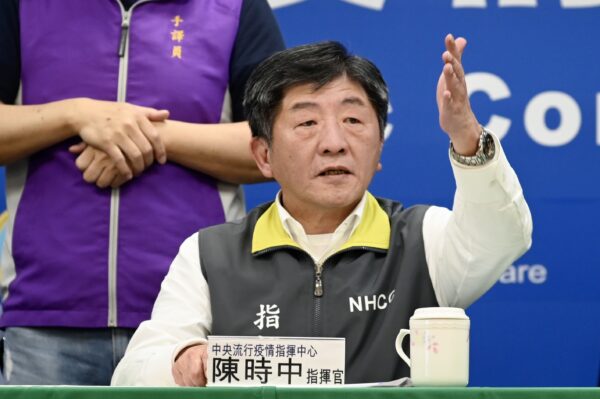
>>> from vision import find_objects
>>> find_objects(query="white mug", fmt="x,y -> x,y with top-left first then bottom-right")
395,307 -> 470,386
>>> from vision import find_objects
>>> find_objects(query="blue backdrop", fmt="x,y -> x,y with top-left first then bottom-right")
1,0 -> 599,388
242,0 -> 600,387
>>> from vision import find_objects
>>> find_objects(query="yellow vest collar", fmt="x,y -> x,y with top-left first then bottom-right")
339,192 -> 390,251
252,202 -> 300,253
251,193 -> 390,254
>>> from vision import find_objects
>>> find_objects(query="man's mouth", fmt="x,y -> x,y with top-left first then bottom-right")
319,167 -> 351,176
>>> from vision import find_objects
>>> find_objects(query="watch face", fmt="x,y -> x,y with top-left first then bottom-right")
481,129 -> 496,160
450,128 -> 495,166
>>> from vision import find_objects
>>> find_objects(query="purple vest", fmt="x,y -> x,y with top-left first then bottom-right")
2,0 -> 242,328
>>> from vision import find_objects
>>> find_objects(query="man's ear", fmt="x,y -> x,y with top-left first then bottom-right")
250,137 -> 274,178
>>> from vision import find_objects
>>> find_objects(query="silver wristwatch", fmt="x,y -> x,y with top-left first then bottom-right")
449,126 -> 496,167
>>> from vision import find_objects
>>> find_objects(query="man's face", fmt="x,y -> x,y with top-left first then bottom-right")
251,76 -> 383,219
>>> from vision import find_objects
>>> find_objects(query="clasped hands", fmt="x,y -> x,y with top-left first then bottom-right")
68,98 -> 169,189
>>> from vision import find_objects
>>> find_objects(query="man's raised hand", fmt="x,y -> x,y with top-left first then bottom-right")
436,34 -> 481,155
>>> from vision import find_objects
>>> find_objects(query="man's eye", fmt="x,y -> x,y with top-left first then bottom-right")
298,120 -> 316,127
345,117 -> 361,124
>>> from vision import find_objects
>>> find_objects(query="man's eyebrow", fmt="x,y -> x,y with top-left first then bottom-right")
289,101 -> 319,111
289,96 -> 367,111
341,96 -> 367,106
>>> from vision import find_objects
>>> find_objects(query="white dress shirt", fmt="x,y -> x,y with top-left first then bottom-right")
111,135 -> 532,386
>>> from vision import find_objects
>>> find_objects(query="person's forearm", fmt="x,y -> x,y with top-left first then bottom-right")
159,120 -> 269,184
0,100 -> 79,164
423,135 -> 533,308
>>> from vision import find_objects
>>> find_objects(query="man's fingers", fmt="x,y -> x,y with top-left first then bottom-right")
110,175 -> 129,189
75,146 -> 132,188
445,33 -> 457,59
188,372 -> 204,387
82,160 -> 104,184
118,136 -> 145,176
451,54 -> 466,82
75,148 -> 95,171
199,345 -> 208,386
96,167 -> 120,189
185,356 -> 206,386
443,51 -> 465,82
172,345 -> 209,387
198,354 -> 208,387
138,115 -> 167,164
443,63 -> 456,86
172,365 -> 184,386
445,33 -> 467,62
443,89 -> 452,102
69,142 -> 87,154
201,348 -> 208,373
442,61 -> 465,103
455,37 -> 467,57
198,372 -> 207,387
173,363 -> 196,387
140,106 -> 168,164
146,109 -> 170,122
174,365 -> 203,387
193,362 -> 207,387
180,371 -> 194,387
126,120 -> 155,168
104,146 -> 133,179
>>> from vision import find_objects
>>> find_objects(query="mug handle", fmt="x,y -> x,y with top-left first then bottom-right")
395,329 -> 411,367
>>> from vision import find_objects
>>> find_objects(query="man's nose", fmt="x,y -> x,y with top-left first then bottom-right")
318,119 -> 349,155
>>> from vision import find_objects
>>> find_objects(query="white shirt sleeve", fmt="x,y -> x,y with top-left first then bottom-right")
423,134 -> 533,309
111,233 -> 212,386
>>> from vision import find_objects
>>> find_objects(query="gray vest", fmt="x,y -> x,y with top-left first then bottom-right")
198,198 -> 438,383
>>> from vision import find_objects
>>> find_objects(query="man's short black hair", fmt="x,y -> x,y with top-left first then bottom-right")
243,41 -> 389,144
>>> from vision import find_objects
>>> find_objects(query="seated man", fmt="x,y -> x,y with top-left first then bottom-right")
112,36 -> 532,386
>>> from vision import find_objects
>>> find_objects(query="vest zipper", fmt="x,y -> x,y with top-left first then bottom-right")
118,14 -> 130,57
312,260 -> 324,336
108,0 -> 155,327
314,261 -> 323,297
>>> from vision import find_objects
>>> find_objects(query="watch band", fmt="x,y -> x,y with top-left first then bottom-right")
449,127 -> 496,167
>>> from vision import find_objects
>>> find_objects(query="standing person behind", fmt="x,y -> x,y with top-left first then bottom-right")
0,0 -> 284,385
112,37 -> 532,386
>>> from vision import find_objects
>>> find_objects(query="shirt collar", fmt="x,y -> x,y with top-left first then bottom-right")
275,191 -> 367,244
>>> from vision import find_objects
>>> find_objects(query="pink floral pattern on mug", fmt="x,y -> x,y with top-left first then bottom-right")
426,335 -> 439,354
412,329 -> 422,347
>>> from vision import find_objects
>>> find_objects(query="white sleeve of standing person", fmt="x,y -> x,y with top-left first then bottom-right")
423,133 -> 533,309
111,233 -> 212,386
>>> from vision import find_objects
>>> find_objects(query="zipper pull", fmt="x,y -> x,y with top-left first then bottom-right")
314,273 -> 323,297
118,15 -> 130,57
314,262 -> 323,297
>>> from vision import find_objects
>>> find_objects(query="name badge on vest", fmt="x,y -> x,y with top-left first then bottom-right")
206,336 -> 346,386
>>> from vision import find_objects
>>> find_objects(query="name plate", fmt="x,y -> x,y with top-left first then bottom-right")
206,336 -> 345,386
